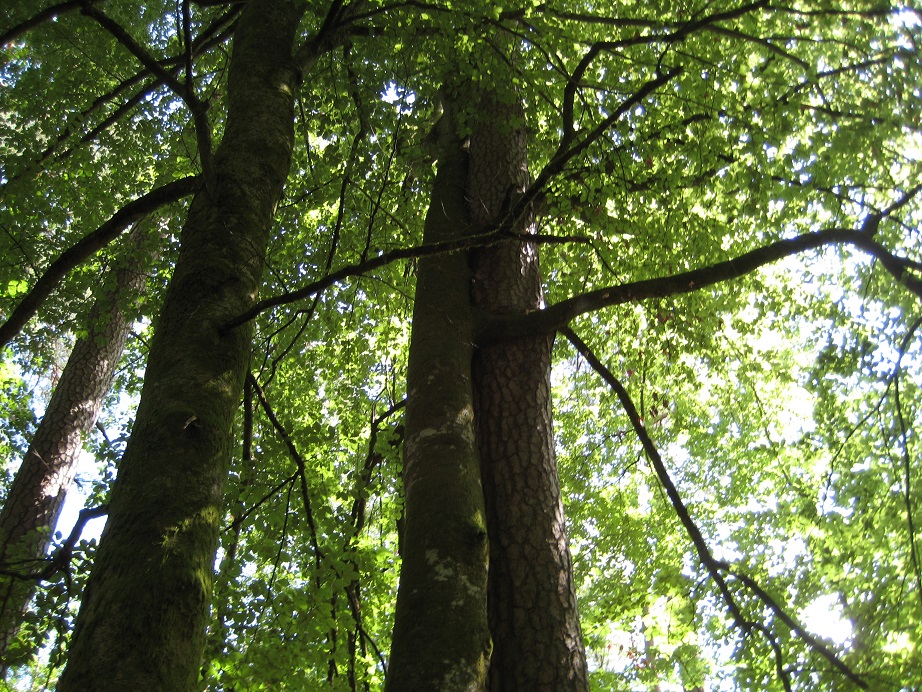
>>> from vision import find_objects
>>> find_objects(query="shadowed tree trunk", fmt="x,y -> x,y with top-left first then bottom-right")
467,92 -> 589,690
386,94 -> 491,692
0,221 -> 151,671
57,1 -> 309,687
389,83 -> 588,690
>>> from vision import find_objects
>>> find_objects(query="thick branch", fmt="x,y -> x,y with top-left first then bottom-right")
293,0 -> 360,74
481,228 -> 922,343
0,176 -> 200,350
0,0 -> 102,49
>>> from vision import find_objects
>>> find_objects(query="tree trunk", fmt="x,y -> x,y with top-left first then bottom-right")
57,1 -> 305,688
0,221 -> 150,670
386,95 -> 491,691
467,92 -> 589,690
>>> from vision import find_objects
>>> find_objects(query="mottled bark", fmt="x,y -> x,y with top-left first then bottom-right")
467,93 -> 589,690
386,98 -> 491,691
0,221 -> 151,670
57,1 -> 306,688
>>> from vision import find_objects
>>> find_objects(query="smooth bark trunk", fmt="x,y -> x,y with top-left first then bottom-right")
467,93 -> 589,690
386,97 -> 491,691
0,223 -> 150,670
57,1 -> 305,688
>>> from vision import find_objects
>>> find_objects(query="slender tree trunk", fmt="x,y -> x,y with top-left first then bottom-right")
57,2 -> 306,687
386,96 -> 491,691
467,92 -> 589,690
0,221 -> 150,671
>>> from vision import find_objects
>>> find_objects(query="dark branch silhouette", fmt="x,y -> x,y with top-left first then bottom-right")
0,176 -> 200,349
80,5 -> 215,182
563,328 -> 868,690
247,373 -> 322,572
0,0 -> 102,49
481,227 -> 922,343
221,229 -> 586,331
0,505 -> 109,583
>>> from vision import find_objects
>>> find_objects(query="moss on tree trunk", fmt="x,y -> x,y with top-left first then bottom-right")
57,1 -> 305,688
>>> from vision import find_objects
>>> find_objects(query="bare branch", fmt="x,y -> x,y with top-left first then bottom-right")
481,228 -> 922,343
563,328 -> 867,689
0,176 -> 200,350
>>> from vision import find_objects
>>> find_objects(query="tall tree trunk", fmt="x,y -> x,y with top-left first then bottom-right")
0,221 -> 150,671
467,92 -> 589,690
57,1 -> 306,687
386,96 -> 491,691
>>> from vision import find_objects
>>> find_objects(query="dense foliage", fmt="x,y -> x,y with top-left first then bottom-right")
1,0 -> 920,689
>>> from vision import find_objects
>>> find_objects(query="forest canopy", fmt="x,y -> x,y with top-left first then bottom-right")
0,0 -> 920,690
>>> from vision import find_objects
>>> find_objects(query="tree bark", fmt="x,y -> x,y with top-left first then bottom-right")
57,1 -> 306,688
467,92 -> 589,691
386,96 -> 491,691
0,222 -> 150,670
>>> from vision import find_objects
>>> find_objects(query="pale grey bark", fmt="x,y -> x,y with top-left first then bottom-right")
386,95 -> 491,692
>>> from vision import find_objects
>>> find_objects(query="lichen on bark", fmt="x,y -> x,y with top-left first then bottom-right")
386,94 -> 491,692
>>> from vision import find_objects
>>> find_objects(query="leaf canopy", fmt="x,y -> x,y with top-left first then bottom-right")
1,0 -> 920,689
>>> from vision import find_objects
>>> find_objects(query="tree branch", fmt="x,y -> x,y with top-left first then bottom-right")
0,0 -> 103,49
79,3 -> 214,181
247,373 -> 322,571
221,227 -> 489,332
0,176 -> 201,350
223,227 -> 589,333
5,7 -> 238,186
891,318 -> 922,613
562,328 -> 868,689
481,228 -> 922,343
0,505 -> 109,583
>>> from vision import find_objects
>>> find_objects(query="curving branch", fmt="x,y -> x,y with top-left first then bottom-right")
559,0 -> 769,148
221,228 -> 587,332
562,328 -> 868,690
481,228 -> 922,344
0,0 -> 104,49
247,373 -> 322,573
0,504 -> 108,584
0,175 -> 200,350
79,4 -> 215,182
527,66 -> 682,232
